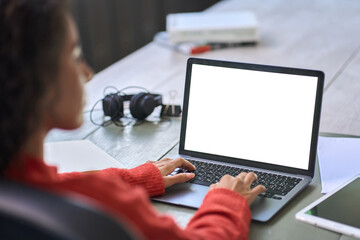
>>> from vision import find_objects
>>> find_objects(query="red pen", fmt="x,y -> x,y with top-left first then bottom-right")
190,45 -> 211,54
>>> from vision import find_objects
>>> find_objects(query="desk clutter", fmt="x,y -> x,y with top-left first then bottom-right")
90,86 -> 181,127
317,135 -> 360,194
296,174 -> 360,239
154,11 -> 259,54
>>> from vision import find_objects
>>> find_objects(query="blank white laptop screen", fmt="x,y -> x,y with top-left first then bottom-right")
184,64 -> 319,170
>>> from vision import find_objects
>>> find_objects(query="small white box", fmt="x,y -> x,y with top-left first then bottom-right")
166,11 -> 259,43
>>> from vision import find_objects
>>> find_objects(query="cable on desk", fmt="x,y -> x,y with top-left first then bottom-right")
102,85 -> 150,96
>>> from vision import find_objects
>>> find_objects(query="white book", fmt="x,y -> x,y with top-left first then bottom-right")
166,11 -> 259,43
44,140 -> 125,173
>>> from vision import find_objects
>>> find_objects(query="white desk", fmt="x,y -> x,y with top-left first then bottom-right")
47,0 -> 360,239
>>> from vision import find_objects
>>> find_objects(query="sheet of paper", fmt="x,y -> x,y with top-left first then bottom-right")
317,136 -> 360,193
44,140 -> 125,173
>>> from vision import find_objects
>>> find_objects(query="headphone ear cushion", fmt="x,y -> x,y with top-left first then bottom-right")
130,92 -> 156,120
102,94 -> 124,120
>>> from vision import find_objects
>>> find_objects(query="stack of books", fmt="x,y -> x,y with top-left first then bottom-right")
154,11 -> 259,54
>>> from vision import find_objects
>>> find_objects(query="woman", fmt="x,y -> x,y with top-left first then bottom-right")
0,0 -> 266,239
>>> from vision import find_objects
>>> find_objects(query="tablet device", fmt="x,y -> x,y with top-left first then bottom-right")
296,174 -> 360,239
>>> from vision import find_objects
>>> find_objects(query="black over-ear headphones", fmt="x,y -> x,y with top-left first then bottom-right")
102,92 -> 163,121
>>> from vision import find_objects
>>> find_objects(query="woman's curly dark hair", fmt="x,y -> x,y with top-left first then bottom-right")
0,0 -> 69,173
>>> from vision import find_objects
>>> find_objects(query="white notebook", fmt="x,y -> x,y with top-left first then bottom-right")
166,11 -> 259,43
44,140 -> 124,173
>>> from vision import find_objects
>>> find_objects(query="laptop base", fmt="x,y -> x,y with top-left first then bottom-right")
152,178 -> 311,222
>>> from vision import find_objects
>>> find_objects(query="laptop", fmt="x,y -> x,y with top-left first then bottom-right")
153,58 -> 324,222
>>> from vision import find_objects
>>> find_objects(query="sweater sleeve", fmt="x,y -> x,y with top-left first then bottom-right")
186,188 -> 251,240
106,186 -> 251,240
24,159 -> 251,240
70,177 -> 251,240
59,163 -> 165,197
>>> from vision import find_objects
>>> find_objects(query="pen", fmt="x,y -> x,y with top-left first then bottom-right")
190,45 -> 211,54
189,42 -> 257,54
190,42 -> 256,54
154,31 -> 256,55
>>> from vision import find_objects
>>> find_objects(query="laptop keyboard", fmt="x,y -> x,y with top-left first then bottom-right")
173,159 -> 302,200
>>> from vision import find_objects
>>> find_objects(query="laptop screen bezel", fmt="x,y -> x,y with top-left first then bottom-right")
179,57 -> 324,177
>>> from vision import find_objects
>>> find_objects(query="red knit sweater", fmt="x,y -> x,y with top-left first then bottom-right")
5,155 -> 251,240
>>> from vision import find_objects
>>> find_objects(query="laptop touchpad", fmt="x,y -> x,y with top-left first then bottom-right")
152,183 -> 208,209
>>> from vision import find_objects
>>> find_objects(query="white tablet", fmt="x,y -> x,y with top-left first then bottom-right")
296,174 -> 360,239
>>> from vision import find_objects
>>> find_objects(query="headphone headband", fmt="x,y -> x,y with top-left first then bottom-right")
120,93 -> 162,103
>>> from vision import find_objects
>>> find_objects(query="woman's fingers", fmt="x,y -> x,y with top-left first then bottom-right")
151,157 -> 196,181
236,172 -> 247,181
210,172 -> 266,205
159,157 -> 196,175
164,173 -> 195,188
243,172 -> 258,186
172,157 -> 196,171
252,184 -> 267,195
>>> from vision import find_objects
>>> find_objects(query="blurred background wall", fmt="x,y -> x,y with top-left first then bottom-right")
70,0 -> 220,72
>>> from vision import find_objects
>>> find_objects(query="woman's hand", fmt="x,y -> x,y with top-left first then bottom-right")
210,172 -> 266,205
150,157 -> 196,188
